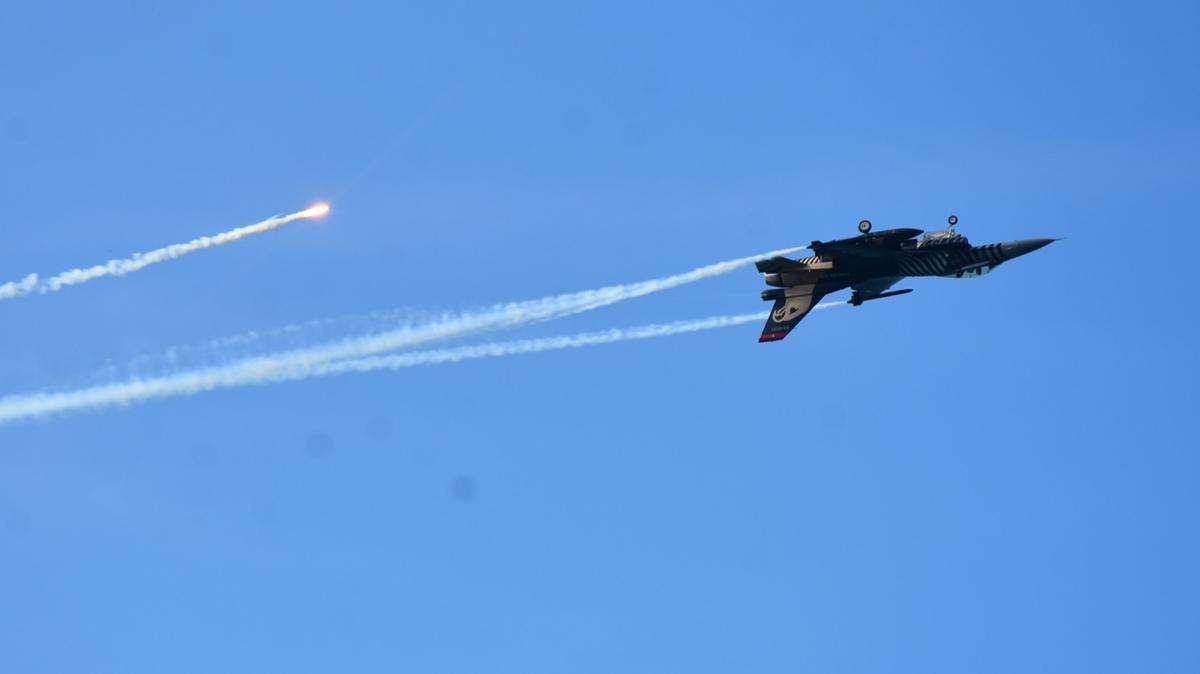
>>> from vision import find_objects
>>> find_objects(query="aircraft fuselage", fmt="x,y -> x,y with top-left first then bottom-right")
763,238 -> 1054,292
753,219 -> 1055,342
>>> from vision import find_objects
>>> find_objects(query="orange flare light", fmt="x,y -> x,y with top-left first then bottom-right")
301,202 -> 331,219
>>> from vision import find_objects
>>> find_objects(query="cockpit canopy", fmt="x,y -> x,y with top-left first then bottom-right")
917,228 -> 970,249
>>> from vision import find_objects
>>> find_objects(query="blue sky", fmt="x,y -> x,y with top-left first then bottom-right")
1,1 -> 1197,672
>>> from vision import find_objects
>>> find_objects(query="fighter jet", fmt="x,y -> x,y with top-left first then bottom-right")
756,216 -> 1055,342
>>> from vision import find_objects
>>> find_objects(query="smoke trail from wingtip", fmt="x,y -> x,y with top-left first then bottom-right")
0,205 -> 330,301
0,302 -> 840,425
0,247 -> 806,423
107,243 -> 809,379
306,302 -> 844,377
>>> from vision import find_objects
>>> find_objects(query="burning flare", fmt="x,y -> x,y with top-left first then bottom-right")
0,204 -> 331,302
301,202 -> 331,219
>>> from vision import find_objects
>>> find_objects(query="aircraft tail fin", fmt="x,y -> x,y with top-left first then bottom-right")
758,286 -> 824,343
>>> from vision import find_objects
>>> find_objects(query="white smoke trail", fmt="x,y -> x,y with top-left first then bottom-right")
103,244 -> 807,379
0,204 -> 330,301
307,303 -> 844,377
0,303 -> 840,424
0,247 -> 805,423
222,243 -> 807,362
109,304 -> 440,380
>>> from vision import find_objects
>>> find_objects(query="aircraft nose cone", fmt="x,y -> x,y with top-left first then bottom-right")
1001,238 -> 1056,259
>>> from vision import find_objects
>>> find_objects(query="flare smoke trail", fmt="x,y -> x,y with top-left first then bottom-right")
0,204 -> 330,301
0,246 -> 804,424
0,303 -> 840,424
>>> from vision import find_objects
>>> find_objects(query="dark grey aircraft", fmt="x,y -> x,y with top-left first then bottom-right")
755,216 -> 1055,342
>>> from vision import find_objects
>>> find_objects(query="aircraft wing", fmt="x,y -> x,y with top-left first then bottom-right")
759,284 -> 826,342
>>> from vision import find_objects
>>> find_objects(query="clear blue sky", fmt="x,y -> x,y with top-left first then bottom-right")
1,1 -> 1197,671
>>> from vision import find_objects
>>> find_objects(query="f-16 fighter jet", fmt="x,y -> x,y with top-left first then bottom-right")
756,216 -> 1055,342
